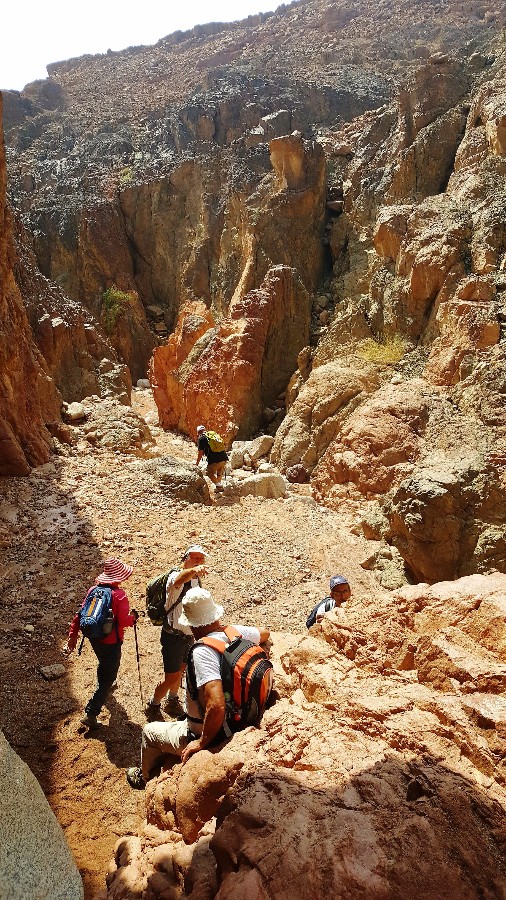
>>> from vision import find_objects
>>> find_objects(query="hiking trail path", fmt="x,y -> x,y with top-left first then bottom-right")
0,389 -> 383,899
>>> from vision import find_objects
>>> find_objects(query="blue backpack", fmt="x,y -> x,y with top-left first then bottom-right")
79,586 -> 116,640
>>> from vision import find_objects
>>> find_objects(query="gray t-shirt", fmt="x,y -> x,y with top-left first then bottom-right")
186,625 -> 261,737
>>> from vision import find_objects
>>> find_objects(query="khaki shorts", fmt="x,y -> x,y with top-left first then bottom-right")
141,719 -> 189,780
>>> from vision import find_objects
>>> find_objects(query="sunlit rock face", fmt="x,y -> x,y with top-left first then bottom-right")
151,265 -> 311,442
102,574 -> 506,900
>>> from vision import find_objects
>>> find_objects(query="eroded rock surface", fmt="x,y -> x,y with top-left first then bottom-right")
275,52 -> 506,581
103,574 -> 506,899
151,265 -> 312,441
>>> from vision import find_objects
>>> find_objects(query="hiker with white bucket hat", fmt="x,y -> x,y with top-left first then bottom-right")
126,587 -> 271,789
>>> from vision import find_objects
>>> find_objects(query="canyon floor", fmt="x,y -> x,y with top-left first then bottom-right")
0,388 -> 383,899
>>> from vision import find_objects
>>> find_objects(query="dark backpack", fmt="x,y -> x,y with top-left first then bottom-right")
187,626 -> 274,738
79,586 -> 115,640
146,569 -> 179,626
146,569 -> 200,627
305,596 -> 336,629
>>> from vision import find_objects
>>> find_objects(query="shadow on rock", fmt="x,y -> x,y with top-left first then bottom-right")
102,748 -> 506,899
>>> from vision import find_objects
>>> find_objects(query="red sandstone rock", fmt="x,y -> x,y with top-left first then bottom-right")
104,576 -> 506,899
0,97 -> 59,475
425,298 -> 500,386
151,267 -> 310,441
312,380 -> 432,501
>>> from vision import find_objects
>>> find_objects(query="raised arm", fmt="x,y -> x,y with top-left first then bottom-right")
172,565 -> 207,588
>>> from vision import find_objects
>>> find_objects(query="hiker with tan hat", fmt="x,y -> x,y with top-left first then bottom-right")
63,558 -> 139,729
126,587 -> 271,789
144,545 -> 209,722
196,425 -> 228,488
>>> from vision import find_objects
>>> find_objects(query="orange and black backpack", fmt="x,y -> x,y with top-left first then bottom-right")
186,626 -> 273,738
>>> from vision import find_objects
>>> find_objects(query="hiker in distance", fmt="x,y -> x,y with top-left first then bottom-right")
126,587 -> 272,789
144,545 -> 208,722
305,575 -> 351,629
196,424 -> 228,489
63,557 -> 139,729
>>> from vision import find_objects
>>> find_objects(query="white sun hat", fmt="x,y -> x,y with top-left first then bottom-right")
179,587 -> 224,628
183,544 -> 209,559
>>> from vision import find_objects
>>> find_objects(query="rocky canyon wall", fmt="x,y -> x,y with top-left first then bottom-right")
0,95 -> 59,475
271,52 -> 506,582
2,0 -> 506,563
150,133 -> 324,439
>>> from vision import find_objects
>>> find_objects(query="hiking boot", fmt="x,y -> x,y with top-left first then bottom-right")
163,695 -> 186,720
126,767 -> 146,790
143,700 -> 164,722
80,713 -> 98,729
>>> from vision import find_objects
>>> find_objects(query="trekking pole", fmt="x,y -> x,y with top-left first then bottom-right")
133,621 -> 144,707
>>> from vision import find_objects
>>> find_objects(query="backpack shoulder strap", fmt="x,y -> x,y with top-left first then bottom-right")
199,636 -> 227,653
187,628 -> 242,698
223,625 -> 241,641
164,568 -> 182,615
199,627 -> 240,650
187,638 -> 224,698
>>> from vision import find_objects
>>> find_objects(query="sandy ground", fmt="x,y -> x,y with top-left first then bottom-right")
0,390 -> 383,899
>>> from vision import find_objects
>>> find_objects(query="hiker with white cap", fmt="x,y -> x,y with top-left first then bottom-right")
63,558 -> 139,728
305,575 -> 352,629
144,545 -> 209,722
196,424 -> 228,488
126,587 -> 270,789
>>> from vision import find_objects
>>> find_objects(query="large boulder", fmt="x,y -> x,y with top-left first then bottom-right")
221,472 -> 287,500
271,359 -> 380,473
311,379 -> 433,501
142,456 -> 211,504
0,731 -> 83,900
312,368 -> 506,582
76,397 -> 156,457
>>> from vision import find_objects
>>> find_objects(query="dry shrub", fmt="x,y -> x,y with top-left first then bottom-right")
356,335 -> 409,364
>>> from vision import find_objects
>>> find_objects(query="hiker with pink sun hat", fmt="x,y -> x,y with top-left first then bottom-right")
64,557 -> 139,729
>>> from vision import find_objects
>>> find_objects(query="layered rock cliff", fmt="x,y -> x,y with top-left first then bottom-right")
4,0 -> 506,389
273,50 -> 506,583
0,94 -> 59,475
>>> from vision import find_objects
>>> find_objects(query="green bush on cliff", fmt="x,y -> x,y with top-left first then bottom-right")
118,166 -> 133,186
101,287 -> 132,333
